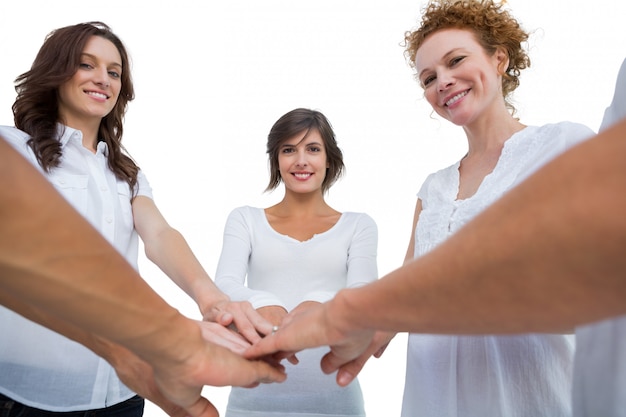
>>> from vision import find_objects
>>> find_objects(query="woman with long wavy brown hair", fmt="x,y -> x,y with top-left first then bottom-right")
0,21 -> 272,417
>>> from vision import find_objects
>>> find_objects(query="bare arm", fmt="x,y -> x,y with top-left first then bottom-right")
404,199 -> 423,264
132,196 -> 272,342
0,288 -> 194,417
339,117 -> 626,335
0,138 -> 286,417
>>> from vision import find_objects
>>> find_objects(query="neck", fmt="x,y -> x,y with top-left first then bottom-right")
61,117 -> 102,152
463,110 -> 525,156
271,191 -> 333,217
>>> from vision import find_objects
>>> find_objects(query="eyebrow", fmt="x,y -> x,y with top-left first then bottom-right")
81,52 -> 122,70
280,141 -> 323,148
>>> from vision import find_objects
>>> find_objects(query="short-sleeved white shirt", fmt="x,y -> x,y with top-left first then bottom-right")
599,58 -> 626,132
572,57 -> 626,417
0,125 -> 152,411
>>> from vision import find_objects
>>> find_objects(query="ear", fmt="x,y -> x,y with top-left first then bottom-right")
494,46 -> 509,75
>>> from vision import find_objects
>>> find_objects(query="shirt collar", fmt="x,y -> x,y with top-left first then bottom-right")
56,123 -> 109,156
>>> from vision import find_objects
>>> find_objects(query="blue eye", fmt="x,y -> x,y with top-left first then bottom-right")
108,70 -> 120,79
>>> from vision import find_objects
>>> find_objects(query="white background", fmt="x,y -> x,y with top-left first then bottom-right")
1,1 -> 625,416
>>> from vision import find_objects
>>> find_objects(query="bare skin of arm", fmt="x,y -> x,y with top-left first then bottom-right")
403,199 -> 423,265
0,138 -> 286,417
247,117 -> 626,385
132,196 -> 273,342
0,294 -> 191,417
0,292 -> 250,416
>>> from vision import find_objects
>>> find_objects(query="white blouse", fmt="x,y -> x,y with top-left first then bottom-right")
573,57 -> 626,417
402,122 -> 595,417
0,125 -> 152,411
599,57 -> 626,132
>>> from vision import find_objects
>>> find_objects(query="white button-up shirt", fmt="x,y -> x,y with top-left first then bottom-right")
0,124 -> 152,411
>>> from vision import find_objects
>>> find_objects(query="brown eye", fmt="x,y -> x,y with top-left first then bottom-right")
450,56 -> 465,66
422,75 -> 435,87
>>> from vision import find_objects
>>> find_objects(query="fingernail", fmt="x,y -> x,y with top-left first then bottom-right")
337,371 -> 353,386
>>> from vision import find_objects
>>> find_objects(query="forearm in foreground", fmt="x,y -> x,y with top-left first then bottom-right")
338,118 -> 626,335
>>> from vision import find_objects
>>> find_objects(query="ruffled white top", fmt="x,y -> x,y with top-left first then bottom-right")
402,122 -> 595,417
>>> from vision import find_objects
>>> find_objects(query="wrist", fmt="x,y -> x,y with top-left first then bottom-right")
326,288 -> 366,337
91,335 -> 134,369
191,280 -> 230,318
124,309 -> 203,367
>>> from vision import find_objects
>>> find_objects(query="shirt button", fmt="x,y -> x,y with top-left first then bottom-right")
101,186 -> 108,191
105,217 -> 113,223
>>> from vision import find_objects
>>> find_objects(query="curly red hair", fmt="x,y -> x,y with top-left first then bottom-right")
404,0 -> 531,112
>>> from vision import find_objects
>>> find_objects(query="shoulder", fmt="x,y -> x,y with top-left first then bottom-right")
226,205 -> 264,224
600,57 -> 626,131
229,205 -> 263,216
341,211 -> 378,230
0,125 -> 29,139
533,121 -> 595,140
536,121 -> 595,135
505,122 -> 596,181
0,126 -> 31,149
0,126 -> 43,169
418,161 -> 459,195
522,122 -> 595,152
424,162 -> 459,182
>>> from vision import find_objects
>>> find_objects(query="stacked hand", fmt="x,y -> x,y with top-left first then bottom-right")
105,318 -> 285,417
245,300 -> 394,387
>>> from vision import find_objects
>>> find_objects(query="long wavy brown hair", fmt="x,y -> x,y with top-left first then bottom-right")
12,21 -> 138,191
403,0 -> 531,114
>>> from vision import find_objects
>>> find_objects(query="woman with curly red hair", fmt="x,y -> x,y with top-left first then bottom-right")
400,1 -> 594,416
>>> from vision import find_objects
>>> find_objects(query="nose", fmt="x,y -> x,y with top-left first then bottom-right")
94,67 -> 110,89
437,70 -> 455,91
295,149 -> 308,167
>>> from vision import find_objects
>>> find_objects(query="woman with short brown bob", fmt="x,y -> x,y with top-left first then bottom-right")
401,1 -> 594,416
215,108 -> 379,417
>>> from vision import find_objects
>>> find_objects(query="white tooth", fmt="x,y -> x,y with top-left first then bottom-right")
87,92 -> 107,99
446,91 -> 467,106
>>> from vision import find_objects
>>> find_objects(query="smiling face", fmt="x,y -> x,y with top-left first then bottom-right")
58,35 -> 122,128
278,128 -> 329,195
415,28 -> 507,127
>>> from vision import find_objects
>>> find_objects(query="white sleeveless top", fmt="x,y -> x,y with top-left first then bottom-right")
402,122 -> 594,417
